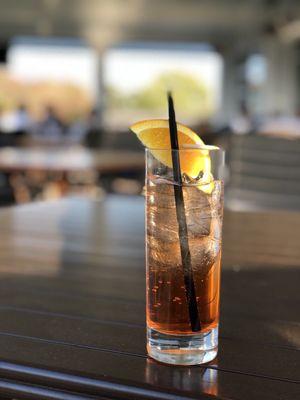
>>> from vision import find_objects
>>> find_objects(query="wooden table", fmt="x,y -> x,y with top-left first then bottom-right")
0,196 -> 299,399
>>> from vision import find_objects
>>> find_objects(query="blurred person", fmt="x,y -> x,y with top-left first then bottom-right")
68,117 -> 88,144
36,105 -> 66,139
0,104 -> 32,135
230,102 -> 253,135
14,104 -> 32,136
85,108 -> 103,148
0,107 -> 15,133
0,107 -> 3,134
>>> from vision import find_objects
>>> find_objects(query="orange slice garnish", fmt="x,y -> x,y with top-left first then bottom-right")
130,119 -> 211,179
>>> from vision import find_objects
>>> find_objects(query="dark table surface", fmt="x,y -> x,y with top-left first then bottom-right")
0,196 -> 299,399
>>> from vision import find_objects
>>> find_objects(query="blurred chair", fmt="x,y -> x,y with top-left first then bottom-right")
226,134 -> 300,211
102,130 -> 144,151
99,130 -> 144,194
0,133 -> 18,147
0,173 -> 15,206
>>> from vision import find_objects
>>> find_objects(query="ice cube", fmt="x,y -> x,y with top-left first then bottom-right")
183,186 -> 211,238
147,182 -> 178,242
147,182 -> 213,241
147,236 -> 182,268
190,236 -> 221,277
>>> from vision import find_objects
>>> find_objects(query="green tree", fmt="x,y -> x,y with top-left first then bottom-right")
107,71 -> 213,118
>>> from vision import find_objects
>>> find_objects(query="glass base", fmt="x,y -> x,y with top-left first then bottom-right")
147,326 -> 218,365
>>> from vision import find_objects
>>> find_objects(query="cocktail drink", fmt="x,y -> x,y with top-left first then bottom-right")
146,170 -> 223,335
131,112 -> 224,365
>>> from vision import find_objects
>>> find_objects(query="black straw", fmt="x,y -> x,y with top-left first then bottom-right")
167,93 -> 201,332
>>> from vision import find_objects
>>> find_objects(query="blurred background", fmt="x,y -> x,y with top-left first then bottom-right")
0,0 -> 300,210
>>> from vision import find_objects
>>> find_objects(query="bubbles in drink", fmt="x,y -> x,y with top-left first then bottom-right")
146,175 -> 223,334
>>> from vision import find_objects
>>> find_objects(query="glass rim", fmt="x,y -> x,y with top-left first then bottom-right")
145,145 -> 223,152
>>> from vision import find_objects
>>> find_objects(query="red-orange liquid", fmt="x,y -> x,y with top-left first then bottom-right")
146,179 -> 223,335
147,254 -> 221,334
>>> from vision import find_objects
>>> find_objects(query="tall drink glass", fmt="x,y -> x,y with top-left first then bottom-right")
146,146 -> 224,365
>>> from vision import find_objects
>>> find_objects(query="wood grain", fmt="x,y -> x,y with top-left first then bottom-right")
0,196 -> 299,399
